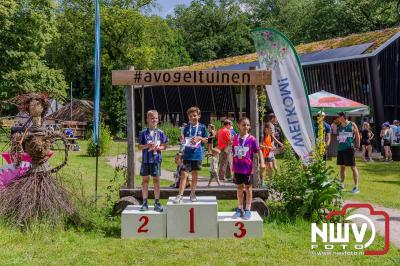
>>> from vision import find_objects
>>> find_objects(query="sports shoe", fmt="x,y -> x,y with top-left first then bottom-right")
243,209 -> 251,220
173,194 -> 183,204
351,187 -> 360,194
190,192 -> 197,202
232,208 -> 243,219
140,201 -> 149,211
154,202 -> 164,212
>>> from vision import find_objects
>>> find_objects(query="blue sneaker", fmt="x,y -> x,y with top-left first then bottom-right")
232,208 -> 243,219
243,209 -> 251,220
351,187 -> 360,194
140,201 -> 149,211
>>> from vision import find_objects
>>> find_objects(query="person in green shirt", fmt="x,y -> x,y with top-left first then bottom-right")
336,112 -> 361,193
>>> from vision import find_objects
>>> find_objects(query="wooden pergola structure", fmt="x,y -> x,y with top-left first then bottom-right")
112,67 -> 272,209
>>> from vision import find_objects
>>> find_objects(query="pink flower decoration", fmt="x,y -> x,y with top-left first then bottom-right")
280,47 -> 287,53
272,43 -> 278,48
263,31 -> 271,38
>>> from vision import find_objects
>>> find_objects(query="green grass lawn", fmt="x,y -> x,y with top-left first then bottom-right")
0,140 -> 399,264
325,158 -> 400,209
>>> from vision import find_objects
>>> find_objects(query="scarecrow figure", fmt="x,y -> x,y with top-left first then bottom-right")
0,93 -> 75,225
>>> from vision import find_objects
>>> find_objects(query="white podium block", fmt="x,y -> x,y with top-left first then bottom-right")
121,205 -> 166,239
218,212 -> 263,239
166,196 -> 218,239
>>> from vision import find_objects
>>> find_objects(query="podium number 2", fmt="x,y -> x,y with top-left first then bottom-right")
138,216 -> 149,233
234,222 -> 246,238
189,208 -> 195,233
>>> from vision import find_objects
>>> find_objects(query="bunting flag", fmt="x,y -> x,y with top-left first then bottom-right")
251,28 -> 315,161
93,0 -> 101,145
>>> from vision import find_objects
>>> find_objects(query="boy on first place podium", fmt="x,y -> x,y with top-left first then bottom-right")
174,107 -> 208,203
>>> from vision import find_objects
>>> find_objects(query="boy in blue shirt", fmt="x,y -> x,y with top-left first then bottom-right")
173,107 -> 208,203
138,110 -> 168,212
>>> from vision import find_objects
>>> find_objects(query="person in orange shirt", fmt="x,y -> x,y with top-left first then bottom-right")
217,119 -> 233,180
260,122 -> 276,187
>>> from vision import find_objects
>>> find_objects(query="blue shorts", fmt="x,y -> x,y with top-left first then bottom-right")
183,160 -> 202,172
140,162 -> 161,177
264,152 -> 275,163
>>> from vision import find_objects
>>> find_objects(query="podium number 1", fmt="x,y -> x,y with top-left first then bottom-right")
189,208 -> 195,233
138,216 -> 149,233
234,222 -> 246,238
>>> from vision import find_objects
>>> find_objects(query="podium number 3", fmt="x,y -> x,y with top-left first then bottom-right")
234,222 -> 246,238
138,216 -> 149,233
189,208 -> 195,233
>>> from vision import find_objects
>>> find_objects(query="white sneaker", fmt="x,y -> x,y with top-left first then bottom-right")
173,195 -> 183,204
190,192 -> 197,202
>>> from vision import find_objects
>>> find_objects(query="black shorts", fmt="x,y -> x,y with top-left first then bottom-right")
140,163 -> 161,177
233,173 -> 253,185
383,140 -> 391,146
337,148 -> 355,166
207,137 -> 213,144
183,160 -> 202,172
361,140 -> 371,146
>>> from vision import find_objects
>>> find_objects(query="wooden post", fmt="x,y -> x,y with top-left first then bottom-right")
126,66 -> 136,189
141,85 -> 145,129
239,86 -> 243,117
370,57 -> 385,151
249,67 -> 260,141
249,67 -> 260,186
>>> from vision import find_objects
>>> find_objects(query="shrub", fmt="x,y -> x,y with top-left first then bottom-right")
158,122 -> 181,145
87,124 -> 112,157
272,116 -> 342,222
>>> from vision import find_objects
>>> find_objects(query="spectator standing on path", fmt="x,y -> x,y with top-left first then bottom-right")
391,120 -> 400,144
267,113 -> 283,172
217,119 -> 233,181
360,122 -> 374,162
336,112 -> 361,194
207,124 -> 216,154
313,111 -> 331,160
380,122 -> 392,161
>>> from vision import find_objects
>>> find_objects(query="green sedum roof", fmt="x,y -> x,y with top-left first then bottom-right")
173,27 -> 400,71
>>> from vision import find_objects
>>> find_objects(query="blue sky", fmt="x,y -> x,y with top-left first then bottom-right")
154,0 -> 193,17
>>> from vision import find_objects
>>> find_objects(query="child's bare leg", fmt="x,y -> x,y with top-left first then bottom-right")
267,163 -> 273,185
207,179 -> 211,187
153,176 -> 160,200
178,171 -> 189,195
367,145 -> 373,160
142,176 -> 149,199
272,159 -> 278,172
216,177 -> 221,186
245,185 -> 253,210
191,170 -> 198,193
237,184 -> 244,209
361,146 -> 366,161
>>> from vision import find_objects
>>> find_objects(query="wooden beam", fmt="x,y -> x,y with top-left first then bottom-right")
112,70 -> 272,86
120,187 -> 269,201
126,66 -> 136,189
141,85 -> 145,129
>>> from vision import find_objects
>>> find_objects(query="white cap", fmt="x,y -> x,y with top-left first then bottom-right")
318,111 -> 326,116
